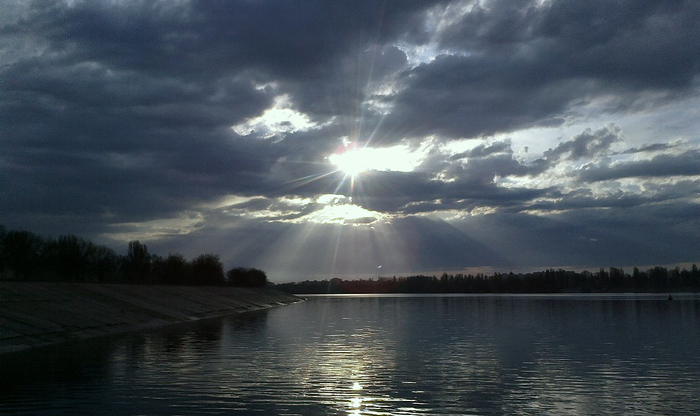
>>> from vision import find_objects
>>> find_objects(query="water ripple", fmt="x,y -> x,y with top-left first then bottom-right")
1,295 -> 700,415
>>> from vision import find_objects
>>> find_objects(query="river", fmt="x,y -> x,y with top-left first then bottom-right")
1,293 -> 699,415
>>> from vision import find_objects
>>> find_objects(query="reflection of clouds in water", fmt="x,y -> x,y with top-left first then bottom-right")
271,295 -> 700,415
264,298 -> 433,414
3,295 -> 700,415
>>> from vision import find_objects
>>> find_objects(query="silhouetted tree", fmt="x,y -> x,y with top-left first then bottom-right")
0,225 -> 6,276
0,230 -> 44,280
189,254 -> 224,285
691,264 -> 700,287
649,266 -> 669,290
609,267 -> 625,289
125,240 -> 151,283
226,267 -> 268,287
273,265 -> 700,294
89,244 -> 120,282
46,235 -> 93,281
153,253 -> 190,285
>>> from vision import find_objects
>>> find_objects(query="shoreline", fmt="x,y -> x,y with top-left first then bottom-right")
0,282 -> 301,354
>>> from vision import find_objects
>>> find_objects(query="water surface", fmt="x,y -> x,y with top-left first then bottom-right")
1,294 -> 699,415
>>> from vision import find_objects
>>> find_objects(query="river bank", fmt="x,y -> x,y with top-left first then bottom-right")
0,282 -> 301,354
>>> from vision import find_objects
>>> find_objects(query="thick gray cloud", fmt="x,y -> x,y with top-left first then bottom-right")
579,150 -> 700,182
544,125 -> 623,161
619,142 -> 678,155
1,0 -> 699,279
385,0 -> 700,139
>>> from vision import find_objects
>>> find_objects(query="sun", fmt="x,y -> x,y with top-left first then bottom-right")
328,145 -> 422,177
329,149 -> 373,176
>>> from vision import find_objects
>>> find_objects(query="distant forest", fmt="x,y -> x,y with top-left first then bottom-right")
0,226 -> 267,287
274,266 -> 700,295
4,225 -> 698,294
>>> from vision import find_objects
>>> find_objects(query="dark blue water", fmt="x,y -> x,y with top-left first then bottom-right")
1,294 -> 699,415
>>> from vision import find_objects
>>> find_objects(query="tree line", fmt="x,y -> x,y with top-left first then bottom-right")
0,226 -> 267,287
273,266 -> 700,294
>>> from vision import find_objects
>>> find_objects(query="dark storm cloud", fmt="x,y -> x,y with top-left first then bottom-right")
452,203 -> 700,270
10,0 -> 436,115
543,125 -> 623,161
0,0 -> 447,227
385,0 -> 700,139
384,53 -> 583,139
522,183 -> 698,213
348,125 -> 698,218
220,196 -> 325,222
578,150 -> 700,182
619,142 -> 678,155
1,0 -> 699,276
449,140 -> 512,161
351,164 -> 553,215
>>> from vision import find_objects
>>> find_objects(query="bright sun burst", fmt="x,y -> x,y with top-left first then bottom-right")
329,148 -> 373,176
328,145 -> 422,176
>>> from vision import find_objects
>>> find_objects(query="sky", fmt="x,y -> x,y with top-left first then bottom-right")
2,0 -> 700,281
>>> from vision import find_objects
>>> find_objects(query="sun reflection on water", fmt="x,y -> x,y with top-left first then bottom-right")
4,295 -> 700,415
348,382 -> 364,415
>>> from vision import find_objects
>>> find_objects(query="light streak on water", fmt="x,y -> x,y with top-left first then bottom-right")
1,294 -> 700,415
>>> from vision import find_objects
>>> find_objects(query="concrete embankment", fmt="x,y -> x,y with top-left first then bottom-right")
0,282 -> 301,354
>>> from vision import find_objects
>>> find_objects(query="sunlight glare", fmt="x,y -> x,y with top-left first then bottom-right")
329,149 -> 372,176
329,145 -> 422,176
305,202 -> 382,225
